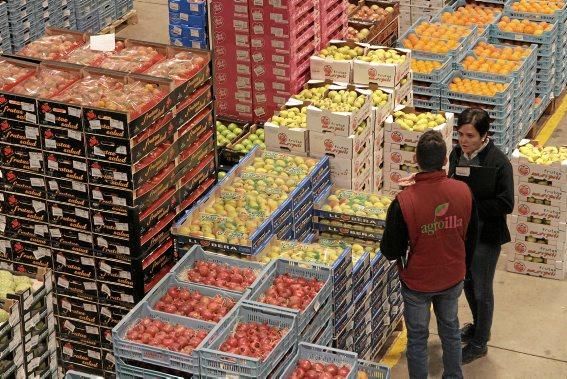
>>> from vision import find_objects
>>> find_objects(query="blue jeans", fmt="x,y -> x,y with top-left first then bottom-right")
402,281 -> 464,379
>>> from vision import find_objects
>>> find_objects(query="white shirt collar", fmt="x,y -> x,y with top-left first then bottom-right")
463,138 -> 490,161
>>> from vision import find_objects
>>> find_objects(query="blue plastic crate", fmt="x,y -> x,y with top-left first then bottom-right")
442,71 -> 514,105
536,55 -> 555,70
115,358 -> 185,379
75,9 -> 100,32
490,17 -> 558,44
412,55 -> 454,83
99,0 -> 116,26
441,98 -> 513,119
280,342 -> 358,379
115,0 -> 134,17
413,96 -> 442,110
503,1 -> 567,23
245,258 -> 333,333
413,81 -> 442,96
74,0 -> 97,18
170,246 -> 264,294
112,302 -> 215,375
198,302 -> 298,378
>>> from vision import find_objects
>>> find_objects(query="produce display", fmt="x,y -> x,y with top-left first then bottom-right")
439,4 -> 501,28
0,270 -> 34,299
510,0 -> 563,14
293,85 -> 330,101
497,17 -> 553,35
260,274 -> 324,310
289,360 -> 352,379
448,77 -> 507,96
518,143 -> 567,164
11,68 -> 80,98
269,107 -> 308,129
17,33 -> 83,60
243,155 -> 318,176
0,60 -> 33,90
318,236 -> 379,266
413,22 -> 473,39
218,322 -> 285,359
391,110 -> 447,131
178,260 -> 257,292
401,34 -> 460,53
144,51 -> 208,82
411,59 -> 442,74
473,41 -> 532,61
231,128 -> 266,154
99,45 -> 164,73
347,27 -> 371,42
216,121 -> 244,147
125,317 -> 208,353
319,190 -> 391,219
310,90 -> 367,112
51,75 -> 166,114
61,41 -> 125,65
0,309 -> 8,323
461,55 -> 522,75
371,89 -> 391,107
153,287 -> 237,323
358,48 -> 407,64
203,190 -> 286,218
317,45 -> 365,60
351,4 -> 395,23
256,241 -> 345,266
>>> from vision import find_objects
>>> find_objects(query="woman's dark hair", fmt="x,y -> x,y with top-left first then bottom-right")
416,130 -> 447,172
457,108 -> 490,137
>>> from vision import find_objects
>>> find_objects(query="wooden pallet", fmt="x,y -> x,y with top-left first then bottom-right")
100,10 -> 138,34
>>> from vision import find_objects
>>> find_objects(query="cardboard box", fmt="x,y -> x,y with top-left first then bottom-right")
264,99 -> 310,154
506,255 -> 565,280
383,142 -> 418,166
384,108 -> 453,145
393,71 -> 413,104
327,148 -> 373,190
509,215 -> 567,246
514,180 -> 566,208
309,118 -> 372,160
369,87 -> 394,132
373,166 -> 384,193
511,149 -> 567,185
353,47 -> 411,87
374,127 -> 385,155
510,238 -> 567,261
514,197 -> 567,222
310,41 -> 365,83
307,85 -> 372,137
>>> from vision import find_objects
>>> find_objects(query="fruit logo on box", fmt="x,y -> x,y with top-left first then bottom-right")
217,73 -> 228,83
516,223 -> 528,234
213,15 -> 223,27
324,65 -> 334,77
391,152 -> 402,164
217,88 -> 228,99
211,3 -> 222,13
0,120 -> 9,131
278,133 -> 288,144
390,172 -> 402,183
88,136 -> 99,147
216,59 -> 227,70
40,103 -> 52,113
514,242 -> 527,254
7,195 -> 17,206
13,241 -> 23,252
518,204 -> 530,216
518,164 -> 530,176
321,116 -> 330,127
86,110 -> 97,121
10,218 -> 20,230
2,145 -> 13,157
514,262 -> 526,272
6,171 -> 16,182
368,68 -> 378,79
0,95 -> 6,106
391,131 -> 403,143
324,139 -> 333,150
518,184 -> 531,196
216,46 -> 226,55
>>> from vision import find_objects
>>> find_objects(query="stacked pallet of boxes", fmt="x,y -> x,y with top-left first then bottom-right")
0,29 -> 216,377
0,271 -> 57,378
114,0 -> 134,21
168,0 -> 208,49
0,2 -> 10,54
44,0 -> 77,30
309,188 -> 403,358
72,0 -> 118,33
507,142 -> 567,280
321,0 -> 349,46
5,0 -> 46,52
346,0 -> 400,46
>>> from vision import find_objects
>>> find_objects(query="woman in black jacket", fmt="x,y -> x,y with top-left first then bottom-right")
448,108 -> 514,364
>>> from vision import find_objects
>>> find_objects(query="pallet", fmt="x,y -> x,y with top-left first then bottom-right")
527,90 -> 566,139
100,10 -> 138,34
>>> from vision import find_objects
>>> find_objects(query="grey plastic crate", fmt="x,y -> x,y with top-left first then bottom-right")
115,358 -> 185,379
198,302 -> 298,378
280,342 -> 359,379
64,370 -> 104,379
357,359 -> 391,379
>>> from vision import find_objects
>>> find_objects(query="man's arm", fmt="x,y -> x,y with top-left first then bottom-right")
380,198 -> 409,261
466,197 -> 479,270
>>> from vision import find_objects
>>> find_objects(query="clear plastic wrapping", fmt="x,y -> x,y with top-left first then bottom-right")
99,45 -> 164,73
18,34 -> 84,60
144,51 -> 208,82
11,68 -> 81,98
0,60 -> 34,90
61,41 -> 125,66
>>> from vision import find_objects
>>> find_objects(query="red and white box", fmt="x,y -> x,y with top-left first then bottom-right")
310,41 -> 365,83
309,119 -> 372,160
369,87 -> 394,133
511,146 -> 567,187
384,142 -> 418,167
514,180 -> 567,209
508,215 -> 567,247
384,108 -> 453,146
264,100 -> 309,154
506,255 -> 565,280
393,71 -> 413,105
514,196 -> 567,222
510,238 -> 567,261
373,162 -> 384,193
330,157 -> 373,191
353,47 -> 411,87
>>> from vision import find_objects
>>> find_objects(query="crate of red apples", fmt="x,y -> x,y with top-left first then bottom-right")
281,342 -> 359,379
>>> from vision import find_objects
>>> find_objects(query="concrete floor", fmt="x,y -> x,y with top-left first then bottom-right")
123,1 -> 567,377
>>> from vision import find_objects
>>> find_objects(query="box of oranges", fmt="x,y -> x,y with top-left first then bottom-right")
442,71 -> 514,105
435,0 -> 503,31
493,16 -> 558,43
411,55 -> 453,83
504,0 -> 567,23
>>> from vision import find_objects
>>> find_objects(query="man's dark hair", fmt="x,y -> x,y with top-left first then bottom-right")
416,130 -> 447,172
457,108 -> 490,137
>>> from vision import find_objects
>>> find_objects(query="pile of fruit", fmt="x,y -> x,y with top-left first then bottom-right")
260,274 -> 324,311
257,241 -> 345,266
347,26 -> 371,42
439,4 -> 502,28
401,34 -> 460,54
448,77 -> 507,97
218,322 -> 285,360
317,45 -> 365,60
320,190 -> 391,219
0,270 -> 34,299
518,143 -> 567,164
497,17 -> 553,35
231,128 -> 266,154
11,68 -> 81,98
269,107 -> 307,129
0,60 -> 33,90
310,90 -> 367,112
357,48 -> 406,64
203,190 -> 285,218
18,33 -> 83,60
99,45 -> 164,73
216,121 -> 244,147
144,51 -> 208,82
289,360 -> 352,378
412,59 -> 443,74
51,76 -> 166,115
413,22 -> 473,39
125,317 -> 208,354
461,55 -> 522,75
293,85 -> 330,102
350,4 -> 395,22
153,286 -> 237,323
179,260 -> 257,292
473,41 -> 532,61
372,89 -> 390,107
391,110 -> 447,132
318,236 -> 379,267
224,175 -> 302,197
510,0 -> 563,15
0,309 -> 8,324
243,155 -> 317,177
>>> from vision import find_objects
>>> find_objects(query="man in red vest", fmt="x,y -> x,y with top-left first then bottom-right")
381,130 -> 478,379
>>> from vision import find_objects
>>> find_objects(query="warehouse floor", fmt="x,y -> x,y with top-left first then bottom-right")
120,1 -> 567,377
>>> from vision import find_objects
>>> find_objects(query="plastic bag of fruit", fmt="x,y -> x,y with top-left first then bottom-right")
99,45 -> 164,73
144,51 -> 208,82
0,60 -> 34,90
61,41 -> 125,66
11,68 -> 81,98
18,34 -> 84,60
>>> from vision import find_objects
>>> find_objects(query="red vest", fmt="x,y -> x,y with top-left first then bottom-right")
397,171 -> 472,292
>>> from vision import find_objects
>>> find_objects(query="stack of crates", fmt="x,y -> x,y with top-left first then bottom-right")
6,0 -> 45,52
45,0 -> 77,29
320,0 -> 348,47
0,2 -> 10,53
115,0 -> 133,19
412,55 -> 453,112
168,0 -> 208,49
73,0 -> 116,33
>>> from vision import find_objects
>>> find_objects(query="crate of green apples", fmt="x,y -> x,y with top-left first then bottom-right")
221,125 -> 266,165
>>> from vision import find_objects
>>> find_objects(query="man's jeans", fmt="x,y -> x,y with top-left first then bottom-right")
464,241 -> 501,347
402,281 -> 464,379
